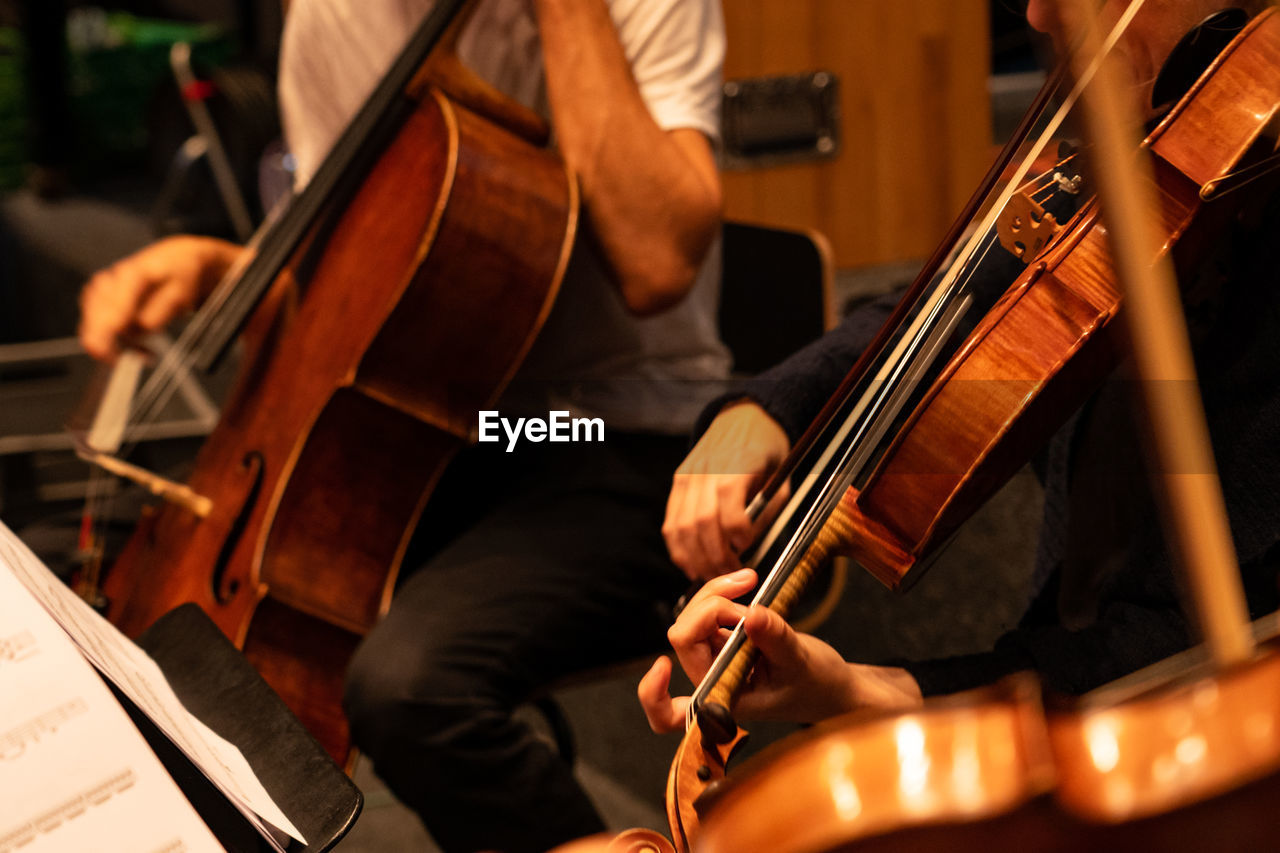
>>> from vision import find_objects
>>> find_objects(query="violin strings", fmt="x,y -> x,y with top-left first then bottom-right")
748,155 -> 1062,576
689,2 -> 1148,723
748,127 -> 1072,578
695,228 -> 1007,714
1017,152 -> 1081,204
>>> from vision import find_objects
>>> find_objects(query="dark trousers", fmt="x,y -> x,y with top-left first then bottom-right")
342,431 -> 688,853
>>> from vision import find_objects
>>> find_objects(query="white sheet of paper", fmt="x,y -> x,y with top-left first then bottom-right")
0,522 -> 305,848
0,547 -> 224,853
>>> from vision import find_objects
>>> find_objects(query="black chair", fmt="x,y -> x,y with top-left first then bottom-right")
719,220 -> 846,636
718,219 -> 836,374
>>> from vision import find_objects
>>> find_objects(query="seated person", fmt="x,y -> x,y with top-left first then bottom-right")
642,0 -> 1280,731
79,1 -> 728,850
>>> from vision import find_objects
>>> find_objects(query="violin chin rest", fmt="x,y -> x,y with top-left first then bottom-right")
696,701 -> 738,747
1151,8 -> 1249,111
692,778 -> 730,818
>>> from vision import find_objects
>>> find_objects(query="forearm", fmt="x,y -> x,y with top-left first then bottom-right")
533,0 -> 721,314
79,235 -> 246,361
843,663 -> 923,715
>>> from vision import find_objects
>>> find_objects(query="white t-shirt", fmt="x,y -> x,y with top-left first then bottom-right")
278,0 -> 730,434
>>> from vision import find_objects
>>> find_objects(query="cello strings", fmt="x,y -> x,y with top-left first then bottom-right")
111,201 -> 286,462
168,0 -> 471,380
76,207 -> 284,566
76,0 -> 472,591
175,193 -> 299,373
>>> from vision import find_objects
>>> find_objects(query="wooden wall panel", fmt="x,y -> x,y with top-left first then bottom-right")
722,0 -> 993,269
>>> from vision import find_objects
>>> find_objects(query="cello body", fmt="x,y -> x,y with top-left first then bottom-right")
104,83 -> 577,762
1047,645 -> 1280,850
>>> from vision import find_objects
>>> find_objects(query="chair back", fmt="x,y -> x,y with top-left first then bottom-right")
719,221 -> 835,375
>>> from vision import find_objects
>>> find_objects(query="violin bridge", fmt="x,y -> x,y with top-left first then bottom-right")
77,447 -> 213,518
996,190 -> 1061,264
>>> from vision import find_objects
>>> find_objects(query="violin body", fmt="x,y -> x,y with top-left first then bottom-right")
647,10 -> 1280,852
1047,646 -> 1280,850
694,675 -> 1062,853
839,8 -> 1280,590
694,649 -> 1280,853
104,84 -> 577,762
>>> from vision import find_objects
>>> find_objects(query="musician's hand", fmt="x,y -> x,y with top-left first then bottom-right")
79,235 -> 245,362
645,569 -> 877,725
663,401 -> 791,581
639,570 -> 920,732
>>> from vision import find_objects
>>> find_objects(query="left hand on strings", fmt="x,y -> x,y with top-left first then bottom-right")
637,569 -> 923,733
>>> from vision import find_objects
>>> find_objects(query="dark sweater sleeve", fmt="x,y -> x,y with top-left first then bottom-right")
902,541 -> 1280,698
694,288 -> 901,443
900,573 -> 1193,697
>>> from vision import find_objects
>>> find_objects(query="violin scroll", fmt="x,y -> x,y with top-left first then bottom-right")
666,718 -> 748,853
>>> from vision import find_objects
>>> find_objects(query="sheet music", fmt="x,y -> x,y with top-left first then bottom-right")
0,522 -> 305,849
0,546 -> 223,853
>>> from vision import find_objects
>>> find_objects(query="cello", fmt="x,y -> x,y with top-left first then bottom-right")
81,0 -> 578,763
640,3 -> 1280,850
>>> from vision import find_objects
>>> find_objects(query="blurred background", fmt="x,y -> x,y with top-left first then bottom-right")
0,1 -> 1052,849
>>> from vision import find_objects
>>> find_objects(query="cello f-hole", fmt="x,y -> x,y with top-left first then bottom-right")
211,450 -> 264,604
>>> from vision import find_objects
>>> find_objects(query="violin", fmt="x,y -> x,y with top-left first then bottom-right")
642,4 -> 1280,850
1033,2 -> 1280,842
78,0 -> 577,763
690,639 -> 1280,853
694,675 -> 1060,853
